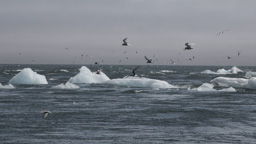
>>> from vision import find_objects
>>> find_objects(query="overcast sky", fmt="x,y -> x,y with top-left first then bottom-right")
0,0 -> 256,66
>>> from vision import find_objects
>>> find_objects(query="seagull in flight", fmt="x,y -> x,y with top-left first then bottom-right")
131,66 -> 140,76
184,43 -> 193,50
216,29 -> 229,36
122,38 -> 130,46
227,56 -> 231,59
144,56 -> 153,64
238,50 -> 241,57
41,110 -> 51,118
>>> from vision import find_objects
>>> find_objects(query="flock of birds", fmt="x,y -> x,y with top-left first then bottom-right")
89,29 -> 240,65
18,28 -> 241,66
37,29 -> 241,118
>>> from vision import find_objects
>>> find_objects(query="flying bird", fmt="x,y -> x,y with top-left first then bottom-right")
227,56 -> 231,59
41,110 -> 51,118
170,59 -> 175,65
122,38 -> 130,46
184,43 -> 193,50
216,29 -> 229,36
131,66 -> 140,76
144,56 -> 153,64
238,51 -> 241,57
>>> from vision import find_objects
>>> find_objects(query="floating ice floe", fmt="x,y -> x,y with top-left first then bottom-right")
211,77 -> 256,90
246,77 -> 256,90
211,77 -> 248,88
245,71 -> 256,78
189,83 -> 236,92
0,83 -> 15,89
105,76 -> 177,89
201,66 -> 243,75
8,68 -> 48,85
52,82 -> 79,89
68,66 -> 110,84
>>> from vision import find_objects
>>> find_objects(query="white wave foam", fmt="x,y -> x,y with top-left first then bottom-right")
189,83 -> 236,92
201,66 -> 243,75
211,77 -> 248,88
105,76 -> 177,89
68,66 -> 110,84
0,83 -> 15,89
160,70 -> 175,73
60,69 -> 69,72
245,71 -> 256,78
52,82 -> 79,89
49,78 -> 56,81
8,68 -> 48,85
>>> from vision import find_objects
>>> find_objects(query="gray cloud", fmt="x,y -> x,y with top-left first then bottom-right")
0,0 -> 256,65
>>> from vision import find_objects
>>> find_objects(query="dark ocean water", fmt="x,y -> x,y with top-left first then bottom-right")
0,64 -> 256,144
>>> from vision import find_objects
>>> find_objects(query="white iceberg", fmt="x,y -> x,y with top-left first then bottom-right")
189,83 -> 236,92
246,77 -> 256,90
105,76 -> 177,89
201,66 -> 243,75
0,83 -> 15,89
210,77 -> 248,88
52,82 -> 79,89
8,68 -> 48,85
211,76 -> 256,90
68,66 -> 110,84
245,71 -> 256,78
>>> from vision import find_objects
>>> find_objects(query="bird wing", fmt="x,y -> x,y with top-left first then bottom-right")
132,66 -> 140,76
44,113 -> 48,118
133,66 -> 140,72
144,56 -> 149,61
185,43 -> 191,47
123,38 -> 127,43
216,32 -> 222,36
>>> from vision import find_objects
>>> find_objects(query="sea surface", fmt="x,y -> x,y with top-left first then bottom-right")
0,64 -> 256,144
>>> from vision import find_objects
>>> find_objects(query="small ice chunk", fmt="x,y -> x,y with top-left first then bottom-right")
52,82 -> 79,89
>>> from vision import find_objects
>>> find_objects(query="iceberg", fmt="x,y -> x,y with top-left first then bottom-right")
245,71 -> 256,78
52,82 -> 79,89
68,66 -> 110,84
0,83 -> 15,89
8,68 -> 48,85
246,77 -> 256,90
189,83 -> 236,92
201,66 -> 243,75
211,76 -> 256,90
210,77 -> 248,88
105,76 -> 177,89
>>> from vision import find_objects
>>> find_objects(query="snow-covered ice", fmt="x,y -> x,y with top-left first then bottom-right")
68,66 -> 110,84
8,68 -> 48,85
